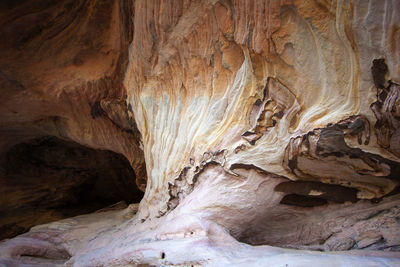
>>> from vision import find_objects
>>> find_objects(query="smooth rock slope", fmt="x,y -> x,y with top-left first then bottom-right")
0,0 -> 399,266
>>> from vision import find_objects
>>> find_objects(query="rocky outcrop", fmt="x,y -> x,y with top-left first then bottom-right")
0,0 -> 400,266
125,0 -> 400,221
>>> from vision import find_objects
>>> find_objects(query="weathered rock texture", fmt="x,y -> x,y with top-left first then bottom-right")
0,0 -> 146,186
1,0 -> 400,266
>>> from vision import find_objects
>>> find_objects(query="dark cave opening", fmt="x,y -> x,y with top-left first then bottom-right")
0,136 -> 144,240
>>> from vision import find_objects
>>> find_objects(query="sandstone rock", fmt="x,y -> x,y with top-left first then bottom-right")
0,136 -> 143,240
0,0 -> 400,266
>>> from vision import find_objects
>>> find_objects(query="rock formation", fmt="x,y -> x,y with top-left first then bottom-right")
0,0 -> 400,266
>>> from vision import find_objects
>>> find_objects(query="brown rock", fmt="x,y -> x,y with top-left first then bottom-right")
1,0 -> 400,266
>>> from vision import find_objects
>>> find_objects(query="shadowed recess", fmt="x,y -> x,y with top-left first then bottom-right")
0,136 -> 144,240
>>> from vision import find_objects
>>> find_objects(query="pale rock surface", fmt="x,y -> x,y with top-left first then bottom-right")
1,0 -> 400,266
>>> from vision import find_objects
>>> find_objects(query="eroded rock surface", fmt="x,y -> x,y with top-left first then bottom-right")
1,0 -> 400,266
0,136 -> 143,240
0,0 -> 146,186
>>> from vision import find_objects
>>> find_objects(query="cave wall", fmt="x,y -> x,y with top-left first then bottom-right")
125,0 -> 400,220
0,0 -> 400,266
0,136 -> 143,240
0,0 -> 146,188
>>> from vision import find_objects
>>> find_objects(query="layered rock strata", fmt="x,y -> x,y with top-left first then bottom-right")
0,0 -> 400,266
